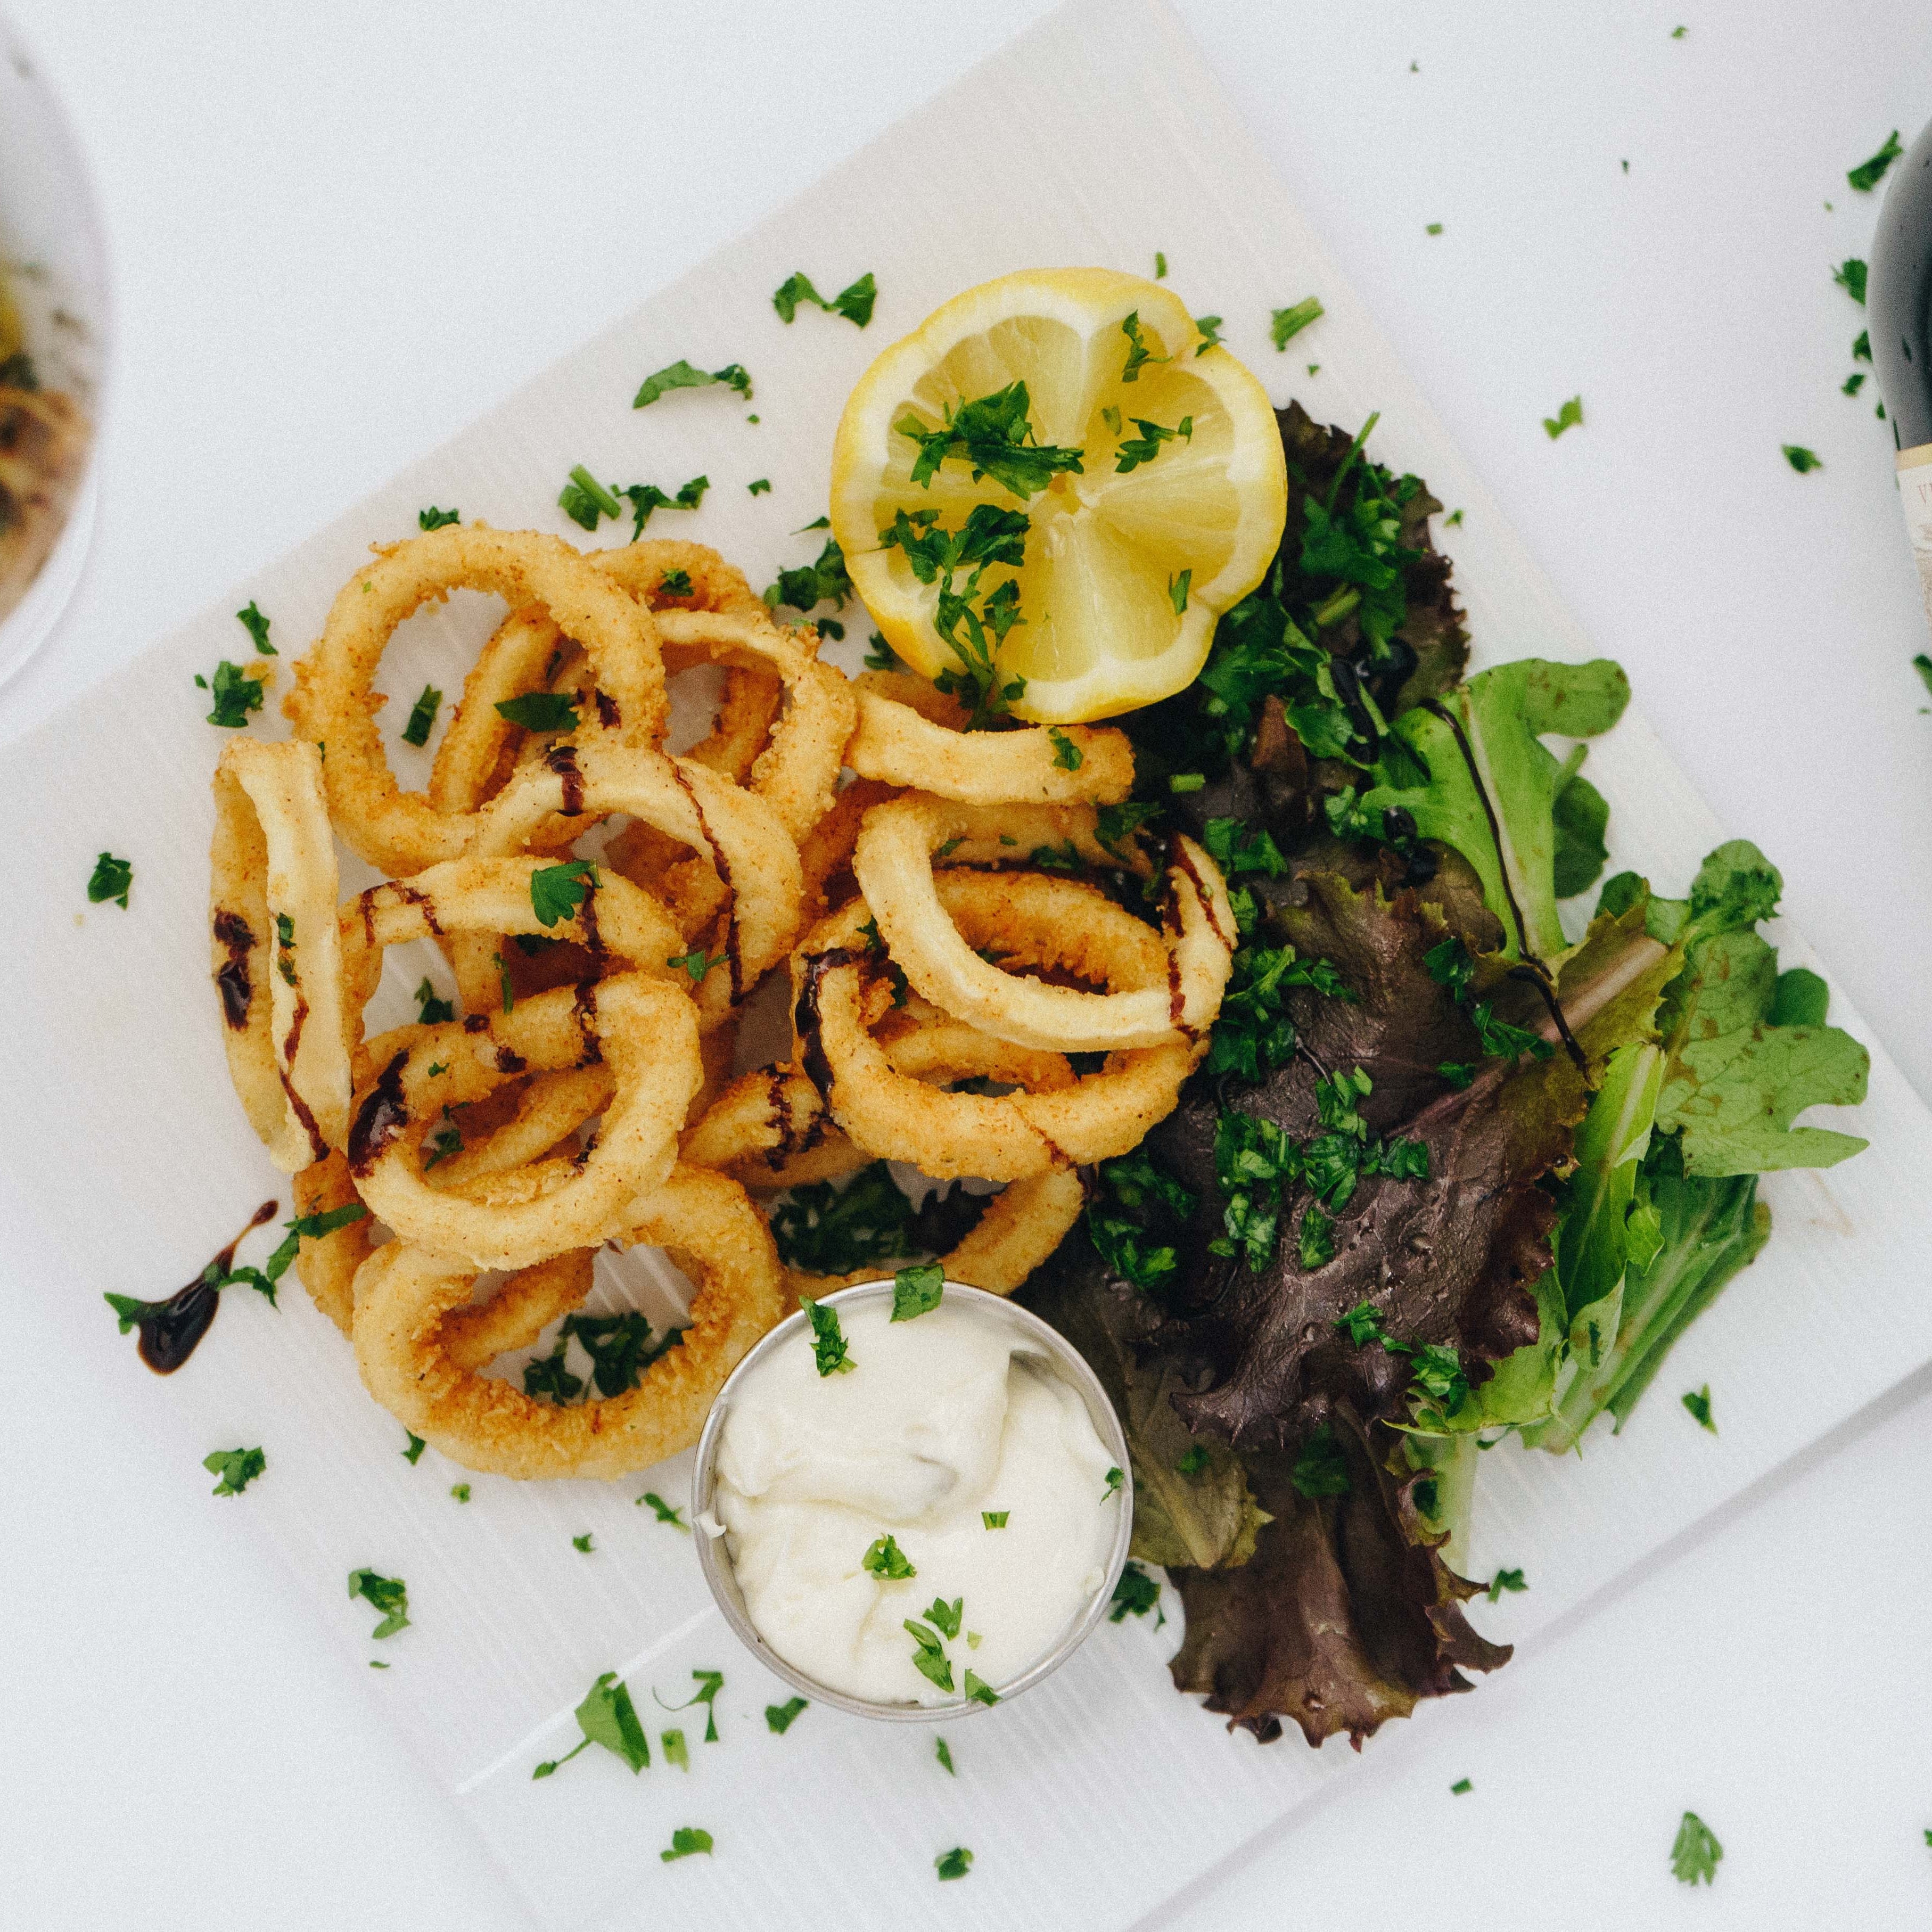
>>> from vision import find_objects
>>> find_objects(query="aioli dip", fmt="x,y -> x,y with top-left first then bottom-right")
710,1293 -> 1123,1706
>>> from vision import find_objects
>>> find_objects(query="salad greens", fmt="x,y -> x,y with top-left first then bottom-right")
1024,402 -> 1869,1749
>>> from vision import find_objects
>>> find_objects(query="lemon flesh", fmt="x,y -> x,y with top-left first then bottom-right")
831,268 -> 1287,724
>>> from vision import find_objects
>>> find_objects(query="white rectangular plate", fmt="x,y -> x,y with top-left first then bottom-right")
4,3 -> 1929,1926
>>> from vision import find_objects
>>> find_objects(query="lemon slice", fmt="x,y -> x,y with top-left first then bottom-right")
830,268 -> 1287,724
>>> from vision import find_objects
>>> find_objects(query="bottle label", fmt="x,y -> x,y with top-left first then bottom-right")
1897,444 -> 1932,633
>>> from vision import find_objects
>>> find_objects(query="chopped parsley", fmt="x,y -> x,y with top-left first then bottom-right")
977,1511 -> 1012,1532
197,660 -> 267,728
657,568 -> 694,598
904,1618 -> 953,1692
236,600 -> 275,655
1782,445 -> 1822,474
203,1446 -> 265,1496
862,1534 -> 917,1580
534,1670 -> 651,1776
1087,1147 -> 1196,1294
1114,309 -> 1169,386
422,1118 -> 463,1171
1291,1425 -> 1351,1499
864,632 -> 901,671
662,1828 -> 713,1862
666,945 -> 718,984
1049,727 -> 1084,771
1103,1466 -> 1124,1500
763,534 -> 852,615
1682,1384 -> 1716,1432
765,1697 -> 808,1734
1451,1778 -> 1474,1795
418,506 -> 460,529
1114,414 -> 1193,474
348,1568 -> 410,1639
891,1262 -> 945,1321
1844,372 -> 1867,396
1542,394 -> 1583,439
661,1729 -> 689,1770
963,1670 -> 998,1707
1671,1812 -> 1722,1885
1176,1444 -> 1210,1476
771,1163 -> 917,1275
1426,222 -> 1444,236
771,270 -> 876,327
402,1432 -> 426,1465
935,1847 -> 973,1881
451,1484 -> 471,1502
879,503 -> 1030,725
748,477 -> 770,495
1486,1567 -> 1527,1601
1855,329 -> 1872,361
494,691 -> 579,733
87,851 -> 133,909
1848,130 -> 1902,192
922,1596 -> 963,1641
1670,22 -> 1687,36
660,1667 -> 725,1743
572,1533 -> 594,1553
1109,1564 -> 1161,1622
633,358 -> 752,408
1154,251 -> 1168,278
400,684 -> 442,747
1835,258 -> 1868,305
529,858 -> 597,927
1270,297 -> 1323,349
637,1491 -> 688,1529
1915,652 -> 1932,701
893,381 -> 1084,499
805,1297 -> 854,1376
617,474 -> 709,540
413,977 -> 455,1025
558,465 -> 622,531
1169,568 -> 1191,614
1194,314 -> 1224,354
936,1737 -> 956,1774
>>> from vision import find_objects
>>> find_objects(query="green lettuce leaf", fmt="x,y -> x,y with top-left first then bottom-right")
1362,659 -> 1630,959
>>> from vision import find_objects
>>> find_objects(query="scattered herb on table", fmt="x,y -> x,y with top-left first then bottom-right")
402,1432 -> 426,1465
1486,1567 -> 1527,1601
662,1827 -> 713,1862
400,684 -> 442,747
1835,258 -> 1868,305
1451,1777 -> 1473,1795
533,1672 -> 652,1777
572,1533 -> 594,1553
1848,130 -> 1903,192
661,1729 -> 689,1770
935,1847 -> 973,1881
638,1491 -> 688,1529
660,1668 -> 724,1742
982,1510 -> 1009,1528
236,601 -> 275,655
1682,1385 -> 1716,1432
451,1484 -> 470,1502
203,1446 -> 265,1496
1782,445 -> 1822,474
1671,1812 -> 1723,1885
766,1697 -> 808,1734
1270,297 -> 1323,349
1543,395 -> 1583,439
418,505 -> 459,529
348,1568 -> 410,1639
935,1737 -> 955,1775
633,358 -> 751,408
196,660 -> 267,728
1109,1564 -> 1162,1622
772,270 -> 876,327
87,851 -> 132,909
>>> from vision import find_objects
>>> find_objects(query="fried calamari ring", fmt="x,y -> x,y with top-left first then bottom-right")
348,974 -> 701,1269
284,525 -> 670,874
210,738 -> 352,1168
420,1065 -> 615,1194
351,1164 -> 783,1478
854,795 -> 1232,1051
787,1166 -> 1087,1300
654,608 -> 856,841
292,1150 -> 373,1335
338,854 -> 732,1040
429,540 -> 766,817
470,736 -> 804,999
798,777 -> 900,915
437,1248 -> 595,1370
791,882 -> 1201,1180
845,689 -> 1134,804
680,1066 -> 875,1194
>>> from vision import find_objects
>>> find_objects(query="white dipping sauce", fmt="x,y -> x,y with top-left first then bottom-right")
712,1295 -> 1121,1705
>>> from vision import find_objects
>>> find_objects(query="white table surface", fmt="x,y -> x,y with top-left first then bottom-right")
3,3 -> 1929,1924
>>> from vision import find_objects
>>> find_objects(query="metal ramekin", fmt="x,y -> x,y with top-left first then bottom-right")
690,1278 -> 1133,1722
